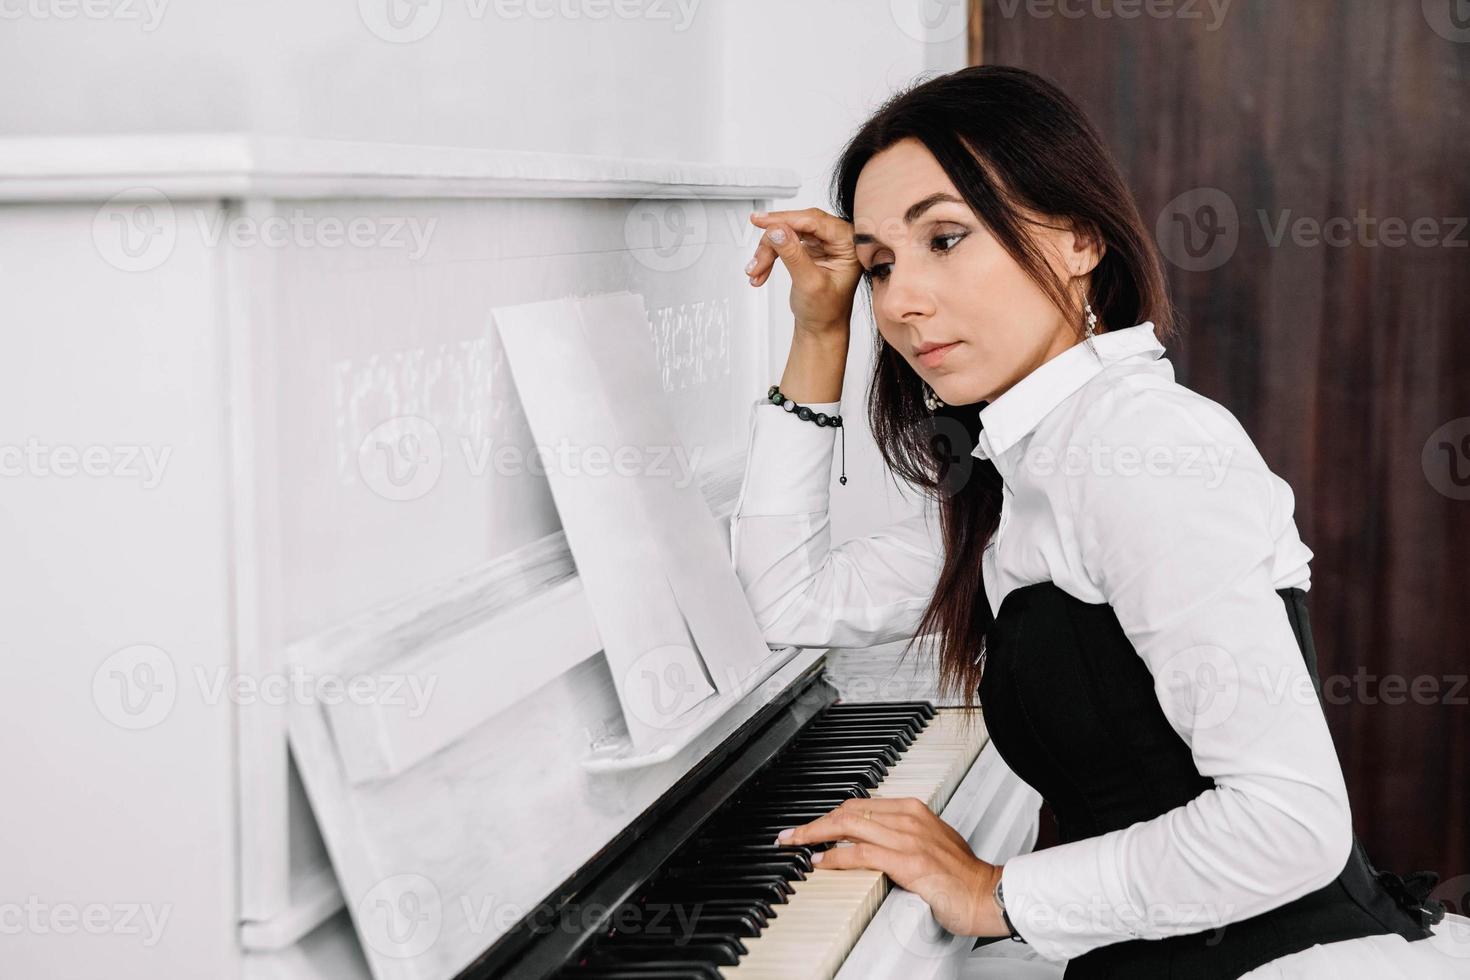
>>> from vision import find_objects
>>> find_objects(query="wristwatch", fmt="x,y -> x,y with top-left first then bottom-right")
993,876 -> 1026,943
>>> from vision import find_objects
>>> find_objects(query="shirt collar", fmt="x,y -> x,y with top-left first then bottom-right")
970,321 -> 1166,474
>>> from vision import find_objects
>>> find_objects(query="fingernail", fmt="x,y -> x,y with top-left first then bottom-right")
752,210 -> 768,218
748,275 -> 758,286
776,827 -> 793,841
744,257 -> 757,274
768,228 -> 786,245
811,850 -> 824,864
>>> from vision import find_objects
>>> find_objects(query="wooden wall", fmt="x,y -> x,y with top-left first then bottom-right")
975,0 -> 1470,884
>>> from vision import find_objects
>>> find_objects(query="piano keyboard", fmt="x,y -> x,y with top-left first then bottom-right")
555,701 -> 987,980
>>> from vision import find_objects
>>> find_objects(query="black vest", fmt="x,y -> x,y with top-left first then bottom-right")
976,580 -> 1444,979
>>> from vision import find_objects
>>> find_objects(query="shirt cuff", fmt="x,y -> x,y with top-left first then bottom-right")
1000,830 -> 1142,962
732,395 -> 841,516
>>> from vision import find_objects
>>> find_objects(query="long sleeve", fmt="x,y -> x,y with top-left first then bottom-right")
999,377 -> 1351,962
728,396 -> 943,650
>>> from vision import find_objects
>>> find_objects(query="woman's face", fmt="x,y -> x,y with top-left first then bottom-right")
852,137 -> 1103,406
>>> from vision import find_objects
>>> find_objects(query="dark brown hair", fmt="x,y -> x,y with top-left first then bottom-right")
830,64 -> 1177,708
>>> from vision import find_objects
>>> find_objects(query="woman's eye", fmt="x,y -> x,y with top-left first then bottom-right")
862,233 -> 965,283
932,231 -> 966,252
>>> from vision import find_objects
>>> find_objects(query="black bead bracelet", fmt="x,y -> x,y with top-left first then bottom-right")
766,384 -> 847,485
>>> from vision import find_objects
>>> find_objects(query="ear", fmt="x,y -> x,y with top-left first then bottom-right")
1064,218 -> 1107,278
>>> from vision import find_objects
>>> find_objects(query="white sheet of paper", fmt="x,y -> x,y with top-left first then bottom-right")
493,296 -> 714,749
493,292 -> 774,749
573,292 -> 776,692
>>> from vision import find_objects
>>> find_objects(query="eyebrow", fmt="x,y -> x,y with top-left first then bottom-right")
852,192 -> 967,246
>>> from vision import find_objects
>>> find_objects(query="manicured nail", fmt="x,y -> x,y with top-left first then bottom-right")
776,827 -> 793,841
748,275 -> 758,286
768,228 -> 786,245
752,210 -> 768,218
744,257 -> 757,274
811,850 -> 824,864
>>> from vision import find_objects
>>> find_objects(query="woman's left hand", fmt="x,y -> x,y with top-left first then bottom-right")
775,796 -> 1010,938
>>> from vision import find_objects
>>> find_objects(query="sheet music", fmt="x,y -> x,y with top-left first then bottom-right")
493,292 -> 773,750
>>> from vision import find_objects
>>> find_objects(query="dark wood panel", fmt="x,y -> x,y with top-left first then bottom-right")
980,0 -> 1470,883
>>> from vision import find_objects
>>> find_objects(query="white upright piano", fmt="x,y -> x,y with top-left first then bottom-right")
0,135 -> 1041,980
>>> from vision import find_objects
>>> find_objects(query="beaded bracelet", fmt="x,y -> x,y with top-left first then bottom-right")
766,384 -> 847,485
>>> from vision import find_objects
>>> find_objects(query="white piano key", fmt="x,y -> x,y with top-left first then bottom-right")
718,708 -> 987,979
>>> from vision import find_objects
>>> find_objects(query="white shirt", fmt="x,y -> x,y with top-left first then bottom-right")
727,322 -> 1355,964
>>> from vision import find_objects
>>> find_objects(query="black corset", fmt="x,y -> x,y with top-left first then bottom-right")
976,581 -> 1443,979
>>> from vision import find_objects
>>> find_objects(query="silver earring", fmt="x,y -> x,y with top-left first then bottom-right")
923,383 -> 944,412
1083,300 -> 1100,358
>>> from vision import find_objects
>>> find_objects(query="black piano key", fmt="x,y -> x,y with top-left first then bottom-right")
752,768 -> 883,787
587,939 -> 745,966
627,897 -> 774,924
555,701 -> 939,978
659,862 -> 805,883
639,880 -> 791,905
563,963 -> 727,979
826,699 -> 936,717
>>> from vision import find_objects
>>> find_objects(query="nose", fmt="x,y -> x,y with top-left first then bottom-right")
875,260 -> 935,328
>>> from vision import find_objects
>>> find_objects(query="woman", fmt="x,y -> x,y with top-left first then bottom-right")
727,65 -> 1468,978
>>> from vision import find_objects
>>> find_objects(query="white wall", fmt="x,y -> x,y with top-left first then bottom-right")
0,0 -> 969,541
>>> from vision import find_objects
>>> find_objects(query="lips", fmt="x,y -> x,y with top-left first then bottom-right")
912,340 -> 958,356
915,341 -> 961,368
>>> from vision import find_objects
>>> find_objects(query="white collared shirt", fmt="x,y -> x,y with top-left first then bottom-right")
727,322 -> 1356,963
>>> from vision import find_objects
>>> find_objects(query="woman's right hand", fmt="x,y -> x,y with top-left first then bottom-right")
746,208 -> 864,339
